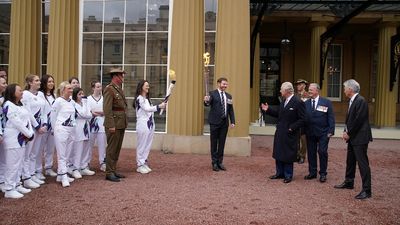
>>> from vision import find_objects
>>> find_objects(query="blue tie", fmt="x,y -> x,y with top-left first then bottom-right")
312,99 -> 315,111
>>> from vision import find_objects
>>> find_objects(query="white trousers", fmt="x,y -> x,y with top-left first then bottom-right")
39,131 -> 56,170
54,125 -> 74,175
72,140 -> 89,170
22,130 -> 43,179
0,144 -> 5,184
4,147 -> 25,191
87,132 -> 106,166
136,126 -> 154,167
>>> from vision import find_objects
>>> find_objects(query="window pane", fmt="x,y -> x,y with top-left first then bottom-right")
104,0 -> 124,32
0,34 -> 9,64
326,44 -> 342,99
147,0 -> 169,31
205,0 -> 217,31
0,3 -> 11,33
103,33 -> 123,64
83,33 -> 102,64
146,32 -> 168,64
126,0 -> 146,31
124,33 -> 145,64
146,66 -> 167,98
124,65 -> 145,97
205,32 -> 216,65
42,34 -> 48,64
42,2 -> 50,33
81,65 -> 101,94
83,1 -> 103,32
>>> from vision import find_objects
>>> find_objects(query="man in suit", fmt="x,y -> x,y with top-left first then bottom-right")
304,83 -> 335,183
204,77 -> 235,172
103,67 -> 128,182
295,79 -> 309,164
334,79 -> 372,200
261,82 -> 305,183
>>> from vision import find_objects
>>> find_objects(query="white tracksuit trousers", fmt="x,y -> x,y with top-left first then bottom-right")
136,124 -> 154,167
0,145 -> 5,184
54,125 -> 74,176
87,132 -> 106,166
72,140 -> 89,170
4,147 -> 25,191
22,131 -> 44,178
40,131 -> 56,170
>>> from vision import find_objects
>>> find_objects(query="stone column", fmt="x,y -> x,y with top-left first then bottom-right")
8,0 -> 41,84
167,0 -> 204,136
375,19 -> 398,127
215,0 -> 250,137
46,0 -> 79,83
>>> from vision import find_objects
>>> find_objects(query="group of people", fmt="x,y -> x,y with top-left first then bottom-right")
0,67 -> 166,198
260,79 -> 372,200
0,66 -> 372,200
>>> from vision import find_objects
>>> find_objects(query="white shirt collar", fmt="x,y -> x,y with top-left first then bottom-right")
350,93 -> 358,103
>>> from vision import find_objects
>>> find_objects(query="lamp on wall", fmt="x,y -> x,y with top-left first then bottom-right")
281,20 -> 291,53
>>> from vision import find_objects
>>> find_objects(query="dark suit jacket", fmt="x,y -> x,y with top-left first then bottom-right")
345,94 -> 372,145
205,89 -> 235,126
265,95 -> 305,163
305,97 -> 335,137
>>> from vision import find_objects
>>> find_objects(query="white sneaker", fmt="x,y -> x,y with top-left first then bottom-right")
56,175 -> 75,183
24,179 -> 40,189
67,167 -> 73,176
31,175 -> 45,185
45,169 -> 58,177
35,173 -> 46,180
61,175 -> 70,188
80,168 -> 95,176
71,170 -> 82,179
16,186 -> 31,194
5,190 -> 24,199
144,164 -> 152,172
100,163 -> 106,172
136,166 -> 150,174
0,183 -> 6,193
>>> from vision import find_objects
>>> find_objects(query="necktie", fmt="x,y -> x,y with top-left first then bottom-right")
220,91 -> 226,117
348,99 -> 353,112
312,99 -> 315,111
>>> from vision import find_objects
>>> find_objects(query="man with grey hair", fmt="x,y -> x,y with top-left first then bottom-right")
261,82 -> 305,183
334,79 -> 372,200
304,83 -> 335,183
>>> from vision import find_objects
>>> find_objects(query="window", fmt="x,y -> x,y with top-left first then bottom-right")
81,0 -> 170,132
203,0 -> 217,133
41,0 -> 50,75
0,1 -> 11,72
326,44 -> 342,101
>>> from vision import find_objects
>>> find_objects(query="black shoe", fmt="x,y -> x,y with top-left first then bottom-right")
114,173 -> 125,178
212,164 -> 219,172
355,190 -> 371,200
217,164 -> 226,171
269,174 -> 284,179
283,178 -> 292,183
304,174 -> 317,180
105,174 -> 120,182
334,181 -> 354,189
298,158 -> 305,164
319,175 -> 327,183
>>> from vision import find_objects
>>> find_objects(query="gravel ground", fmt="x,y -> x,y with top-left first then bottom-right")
0,136 -> 399,225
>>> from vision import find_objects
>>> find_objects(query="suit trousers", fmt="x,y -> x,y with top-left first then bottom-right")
298,134 -> 307,159
275,160 -> 293,179
345,143 -> 371,192
306,134 -> 329,176
209,119 -> 228,165
105,129 -> 125,175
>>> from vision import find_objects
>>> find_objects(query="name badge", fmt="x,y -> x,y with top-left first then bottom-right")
227,99 -> 233,104
316,105 -> 328,113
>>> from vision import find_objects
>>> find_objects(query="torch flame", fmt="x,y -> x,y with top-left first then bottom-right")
169,69 -> 176,81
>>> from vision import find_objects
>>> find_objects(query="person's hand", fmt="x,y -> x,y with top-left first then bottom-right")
327,133 -> 333,138
0,136 -> 3,144
204,95 -> 210,102
38,126 -> 47,134
342,132 -> 349,141
230,124 -> 235,128
261,103 -> 269,111
109,127 -> 116,133
158,102 -> 167,109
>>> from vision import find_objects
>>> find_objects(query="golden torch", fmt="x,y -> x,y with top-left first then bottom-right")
160,69 -> 176,115
203,52 -> 210,96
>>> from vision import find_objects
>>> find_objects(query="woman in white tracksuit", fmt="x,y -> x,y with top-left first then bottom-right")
87,81 -> 106,172
0,77 -> 8,192
21,74 -> 47,189
70,87 -> 92,178
2,84 -> 34,198
133,80 -> 166,174
52,81 -> 76,187
38,74 -> 57,177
